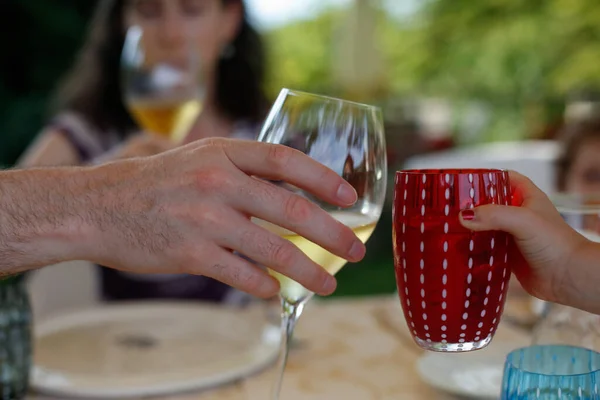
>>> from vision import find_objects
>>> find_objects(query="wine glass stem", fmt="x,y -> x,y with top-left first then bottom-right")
271,297 -> 305,400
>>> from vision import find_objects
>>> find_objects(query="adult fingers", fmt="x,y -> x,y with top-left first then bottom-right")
213,211 -> 338,296
215,139 -> 359,207
231,175 -> 366,263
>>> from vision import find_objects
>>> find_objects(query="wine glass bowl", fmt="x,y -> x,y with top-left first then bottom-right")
121,25 -> 204,142
393,169 -> 514,352
257,89 -> 387,399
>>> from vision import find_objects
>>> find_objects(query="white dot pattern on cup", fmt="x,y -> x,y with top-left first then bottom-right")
394,171 -> 512,351
461,324 -> 467,330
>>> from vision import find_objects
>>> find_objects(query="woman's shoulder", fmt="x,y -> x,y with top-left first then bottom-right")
49,111 -> 126,161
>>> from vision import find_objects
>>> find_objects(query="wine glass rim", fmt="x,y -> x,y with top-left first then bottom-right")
552,191 -> 600,212
506,345 -> 600,377
397,168 -> 507,175
280,88 -> 381,111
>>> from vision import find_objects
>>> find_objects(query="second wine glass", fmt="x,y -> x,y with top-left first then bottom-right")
121,25 -> 204,143
256,89 -> 387,400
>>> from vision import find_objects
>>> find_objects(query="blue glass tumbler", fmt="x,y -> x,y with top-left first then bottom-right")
502,345 -> 600,399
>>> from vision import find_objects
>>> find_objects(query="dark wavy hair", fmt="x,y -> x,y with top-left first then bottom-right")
556,116 -> 600,190
52,0 -> 267,136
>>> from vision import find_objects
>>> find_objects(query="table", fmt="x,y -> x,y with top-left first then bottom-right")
30,296 -> 532,400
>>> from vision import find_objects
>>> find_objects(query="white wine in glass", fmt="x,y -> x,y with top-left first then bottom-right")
121,26 -> 204,142
257,89 -> 387,399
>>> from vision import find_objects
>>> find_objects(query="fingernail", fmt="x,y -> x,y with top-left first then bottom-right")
461,209 -> 476,221
323,275 -> 337,294
337,183 -> 358,205
349,240 -> 366,260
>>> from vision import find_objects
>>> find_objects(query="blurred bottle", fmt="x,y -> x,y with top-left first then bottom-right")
0,275 -> 31,399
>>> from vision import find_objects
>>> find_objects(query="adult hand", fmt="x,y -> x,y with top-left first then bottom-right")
77,138 -> 365,298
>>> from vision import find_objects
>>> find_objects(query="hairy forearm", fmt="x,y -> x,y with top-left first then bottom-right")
0,168 -> 95,275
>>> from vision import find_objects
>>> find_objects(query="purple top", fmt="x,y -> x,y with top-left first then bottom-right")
51,112 -> 260,306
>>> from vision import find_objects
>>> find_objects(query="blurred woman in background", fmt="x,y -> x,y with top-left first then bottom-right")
556,116 -> 600,193
19,0 -> 269,304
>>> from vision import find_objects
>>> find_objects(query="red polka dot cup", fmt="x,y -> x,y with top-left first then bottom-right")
393,169 -> 513,352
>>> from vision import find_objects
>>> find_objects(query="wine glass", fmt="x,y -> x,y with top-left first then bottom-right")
256,89 -> 387,400
121,25 -> 204,143
393,169 -> 514,352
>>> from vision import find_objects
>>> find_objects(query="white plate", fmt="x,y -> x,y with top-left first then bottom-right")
416,341 -> 519,399
31,302 -> 280,398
